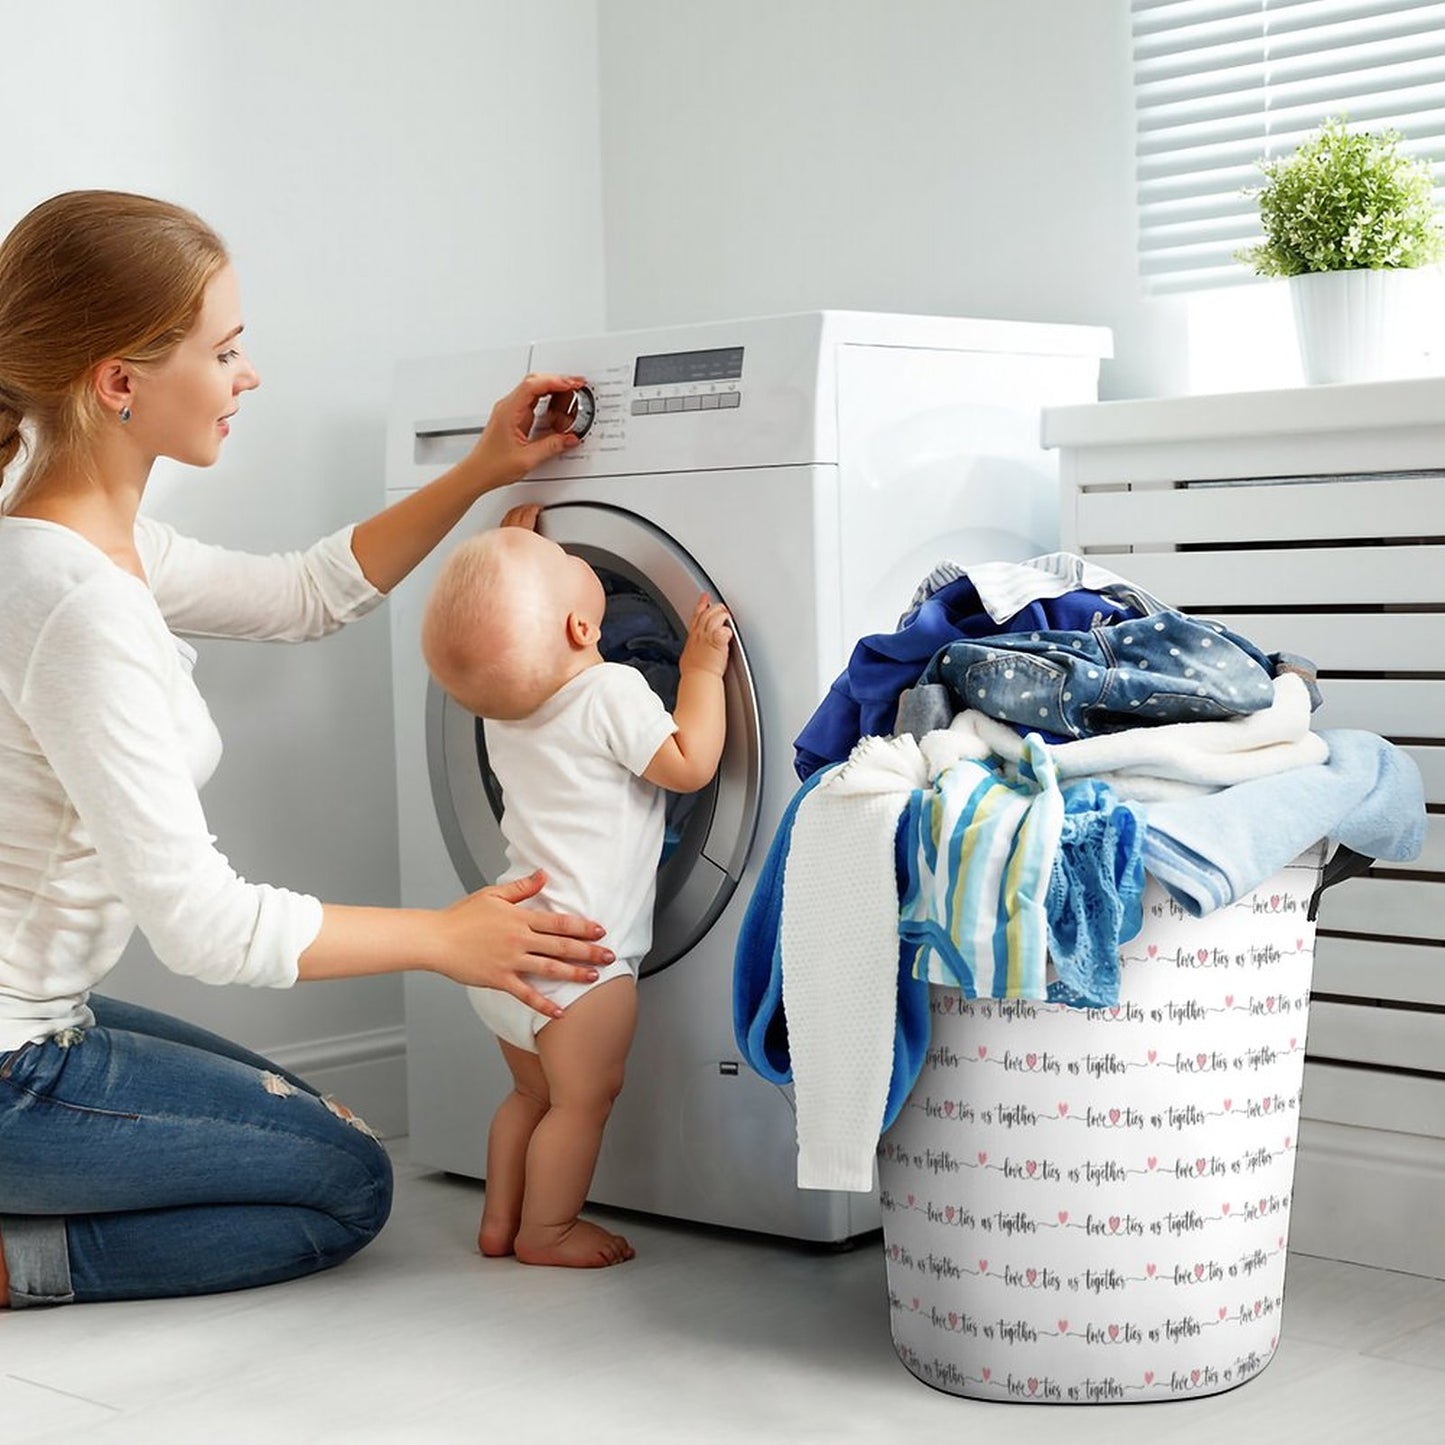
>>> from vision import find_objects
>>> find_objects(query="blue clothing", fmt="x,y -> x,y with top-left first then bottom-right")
922,611 -> 1279,741
794,579 -> 1141,780
898,744 -> 1147,1008
898,738 -> 1063,1001
1141,729 -> 1426,917
0,996 -> 392,1306
733,771 -> 931,1130
1045,778 -> 1148,1004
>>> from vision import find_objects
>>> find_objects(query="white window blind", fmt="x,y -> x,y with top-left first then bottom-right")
1133,0 -> 1445,292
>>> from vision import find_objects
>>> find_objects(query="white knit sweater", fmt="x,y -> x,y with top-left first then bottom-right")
0,516 -> 382,1051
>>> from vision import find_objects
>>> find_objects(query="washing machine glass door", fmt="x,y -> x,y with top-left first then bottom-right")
426,502 -> 763,975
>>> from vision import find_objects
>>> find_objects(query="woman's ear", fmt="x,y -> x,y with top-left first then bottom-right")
92,359 -> 135,419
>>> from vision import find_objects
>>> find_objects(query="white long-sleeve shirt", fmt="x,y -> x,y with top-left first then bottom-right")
0,514 -> 383,1052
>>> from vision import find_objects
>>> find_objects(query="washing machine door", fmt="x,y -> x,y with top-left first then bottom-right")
426,502 -> 763,975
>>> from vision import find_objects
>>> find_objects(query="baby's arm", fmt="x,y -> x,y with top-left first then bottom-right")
643,595 -> 732,793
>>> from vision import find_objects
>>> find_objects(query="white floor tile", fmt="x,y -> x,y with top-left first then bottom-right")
5,1140 -> 1443,1445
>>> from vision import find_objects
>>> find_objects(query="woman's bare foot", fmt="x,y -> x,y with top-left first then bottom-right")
514,1218 -> 635,1268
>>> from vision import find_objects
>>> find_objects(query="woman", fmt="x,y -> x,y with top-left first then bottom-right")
0,190 -> 611,1307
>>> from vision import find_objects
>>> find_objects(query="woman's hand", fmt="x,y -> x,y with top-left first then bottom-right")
432,870 -> 612,1016
464,373 -> 588,493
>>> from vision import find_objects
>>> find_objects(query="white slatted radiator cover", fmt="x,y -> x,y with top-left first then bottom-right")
1044,379 -> 1445,1280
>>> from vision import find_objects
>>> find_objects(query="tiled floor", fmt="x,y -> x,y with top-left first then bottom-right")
3,1140 -> 1443,1444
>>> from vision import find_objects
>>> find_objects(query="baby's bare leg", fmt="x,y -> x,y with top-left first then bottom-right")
479,1039 -> 550,1257
515,976 -> 638,1268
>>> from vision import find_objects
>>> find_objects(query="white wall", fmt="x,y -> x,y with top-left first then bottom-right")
597,0 -> 1188,401
1,0 -> 605,1114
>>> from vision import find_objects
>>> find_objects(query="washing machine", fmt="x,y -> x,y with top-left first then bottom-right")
387,311 -> 1111,1243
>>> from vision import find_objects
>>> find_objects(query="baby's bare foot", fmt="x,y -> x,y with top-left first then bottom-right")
514,1218 -> 635,1269
478,1209 -> 518,1258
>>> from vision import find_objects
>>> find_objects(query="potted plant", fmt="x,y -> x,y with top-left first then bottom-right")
1238,118 -> 1444,384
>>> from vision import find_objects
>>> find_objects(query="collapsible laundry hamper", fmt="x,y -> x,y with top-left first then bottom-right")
877,847 -> 1323,1404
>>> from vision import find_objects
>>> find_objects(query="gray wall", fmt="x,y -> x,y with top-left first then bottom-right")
597,0 -> 1189,401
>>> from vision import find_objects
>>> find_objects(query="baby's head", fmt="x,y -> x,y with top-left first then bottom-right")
422,526 -> 606,720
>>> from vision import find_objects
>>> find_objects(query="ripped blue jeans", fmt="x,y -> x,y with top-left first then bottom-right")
0,996 -> 392,1307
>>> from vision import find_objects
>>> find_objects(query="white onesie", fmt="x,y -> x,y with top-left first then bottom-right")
467,662 -> 677,1051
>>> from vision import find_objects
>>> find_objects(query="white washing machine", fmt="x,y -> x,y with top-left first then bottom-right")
387,311 -> 1110,1243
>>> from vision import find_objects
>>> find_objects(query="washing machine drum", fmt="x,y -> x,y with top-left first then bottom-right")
426,503 -> 763,975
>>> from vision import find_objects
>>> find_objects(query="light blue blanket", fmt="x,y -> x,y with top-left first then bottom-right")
1141,729 -> 1425,916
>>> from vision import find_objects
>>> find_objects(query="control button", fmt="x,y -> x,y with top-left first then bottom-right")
700,394 -> 720,410
542,384 -> 596,439
719,391 -> 741,408
631,399 -> 646,415
645,398 -> 667,414
664,397 -> 684,413
683,395 -> 701,411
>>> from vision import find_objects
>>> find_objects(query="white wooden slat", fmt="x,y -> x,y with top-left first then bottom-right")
1077,475 -> 1445,548
1210,612 -> 1445,673
1313,935 -> 1445,1007
1310,678 -> 1445,737
1061,430 -> 1445,491
1302,1060 -> 1445,1137
1079,544 -> 1445,608
1306,999 -> 1445,1073
1405,746 -> 1445,806
1314,875 -> 1443,938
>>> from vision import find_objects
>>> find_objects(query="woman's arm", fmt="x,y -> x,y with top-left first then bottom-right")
350,372 -> 584,594
299,871 -> 611,1020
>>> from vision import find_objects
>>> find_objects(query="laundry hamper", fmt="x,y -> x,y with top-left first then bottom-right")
877,848 -> 1323,1404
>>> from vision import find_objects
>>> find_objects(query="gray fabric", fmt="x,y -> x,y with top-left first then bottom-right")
893,682 -> 955,741
0,1213 -> 73,1307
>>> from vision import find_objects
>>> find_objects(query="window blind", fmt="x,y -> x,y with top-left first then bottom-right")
1133,0 -> 1445,292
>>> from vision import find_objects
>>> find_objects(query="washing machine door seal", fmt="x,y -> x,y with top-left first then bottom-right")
426,502 -> 764,976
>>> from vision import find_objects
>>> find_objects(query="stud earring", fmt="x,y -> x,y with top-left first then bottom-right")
118,406 -> 132,424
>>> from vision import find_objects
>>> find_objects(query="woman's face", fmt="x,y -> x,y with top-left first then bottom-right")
133,264 -> 260,467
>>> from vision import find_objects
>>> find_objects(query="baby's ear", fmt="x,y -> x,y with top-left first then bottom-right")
565,611 -> 597,649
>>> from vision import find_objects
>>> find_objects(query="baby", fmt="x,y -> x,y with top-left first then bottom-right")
421,511 -> 731,1268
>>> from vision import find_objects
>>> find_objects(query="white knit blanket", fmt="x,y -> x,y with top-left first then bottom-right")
781,725 -> 986,1190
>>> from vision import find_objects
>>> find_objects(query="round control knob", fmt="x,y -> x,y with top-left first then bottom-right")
544,384 -> 596,440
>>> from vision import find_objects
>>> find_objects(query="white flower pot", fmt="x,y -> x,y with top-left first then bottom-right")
1288,268 -> 1415,385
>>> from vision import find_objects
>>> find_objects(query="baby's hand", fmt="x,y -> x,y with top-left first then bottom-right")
679,594 -> 732,678
499,503 -> 542,531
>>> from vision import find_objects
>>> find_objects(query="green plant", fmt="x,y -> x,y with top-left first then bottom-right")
1238,118 -> 1444,277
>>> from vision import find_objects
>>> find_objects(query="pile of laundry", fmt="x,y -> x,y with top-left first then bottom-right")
732,553 -> 1425,1191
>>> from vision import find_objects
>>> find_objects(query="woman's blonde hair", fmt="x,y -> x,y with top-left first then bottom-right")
0,190 -> 229,512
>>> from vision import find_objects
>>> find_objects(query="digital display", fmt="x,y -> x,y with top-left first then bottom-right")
634,346 -> 744,387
